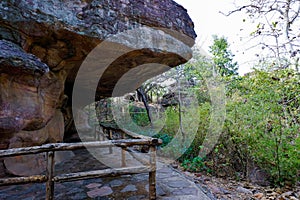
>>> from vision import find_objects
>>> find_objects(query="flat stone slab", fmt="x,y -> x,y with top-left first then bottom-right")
145,184 -> 167,196
85,183 -> 102,189
109,179 -> 124,187
171,187 -> 199,196
121,185 -> 138,193
87,186 -> 113,198
165,180 -> 191,188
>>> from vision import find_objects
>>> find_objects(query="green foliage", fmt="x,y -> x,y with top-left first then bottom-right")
153,132 -> 173,147
179,102 -> 211,160
159,64 -> 299,185
224,69 -> 300,185
209,35 -> 238,76
124,45 -> 299,186
181,156 -> 211,173
129,105 -> 150,126
160,107 -> 179,136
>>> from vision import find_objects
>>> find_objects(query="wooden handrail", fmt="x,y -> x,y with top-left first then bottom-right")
53,166 -> 151,182
0,139 -> 159,158
0,175 -> 47,185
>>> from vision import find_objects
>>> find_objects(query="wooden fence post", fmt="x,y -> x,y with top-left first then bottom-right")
121,132 -> 126,167
121,147 -> 127,167
94,121 -> 98,140
149,145 -> 156,200
46,151 -> 55,200
109,130 -> 113,154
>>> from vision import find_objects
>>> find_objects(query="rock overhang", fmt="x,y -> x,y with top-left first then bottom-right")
0,0 -> 196,134
0,0 -> 197,176
0,0 -> 196,43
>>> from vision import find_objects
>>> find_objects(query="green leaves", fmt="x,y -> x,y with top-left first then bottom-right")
209,35 -> 239,77
226,69 -> 300,185
181,156 -> 209,173
272,21 -> 278,28
178,67 -> 299,184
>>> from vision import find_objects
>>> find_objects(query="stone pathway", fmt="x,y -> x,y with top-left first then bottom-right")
155,162 -> 214,200
0,148 -> 214,200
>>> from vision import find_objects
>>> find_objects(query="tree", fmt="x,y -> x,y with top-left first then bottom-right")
224,0 -> 300,71
209,35 -> 239,76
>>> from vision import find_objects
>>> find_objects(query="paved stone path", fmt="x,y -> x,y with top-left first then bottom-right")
0,148 -> 215,200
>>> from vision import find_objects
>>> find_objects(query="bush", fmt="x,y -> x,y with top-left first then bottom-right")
129,104 -> 150,127
153,132 -> 173,147
223,69 -> 300,185
160,106 -> 179,136
181,156 -> 211,173
179,69 -> 299,186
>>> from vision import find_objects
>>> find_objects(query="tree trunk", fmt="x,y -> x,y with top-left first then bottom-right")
176,67 -> 185,144
136,87 -> 153,127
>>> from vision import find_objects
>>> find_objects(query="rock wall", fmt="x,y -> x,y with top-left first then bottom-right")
0,0 -> 196,176
0,40 -> 64,134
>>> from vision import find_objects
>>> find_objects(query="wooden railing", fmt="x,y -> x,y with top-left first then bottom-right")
0,134 -> 161,200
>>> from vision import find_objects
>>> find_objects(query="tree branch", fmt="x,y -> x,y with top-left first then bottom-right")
290,3 -> 300,24
219,4 -> 260,16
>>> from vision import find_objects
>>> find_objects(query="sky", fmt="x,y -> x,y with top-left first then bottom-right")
174,0 -> 256,75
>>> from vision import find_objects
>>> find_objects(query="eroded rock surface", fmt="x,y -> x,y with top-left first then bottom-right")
0,40 -> 63,134
0,0 -> 196,99
3,110 -> 64,176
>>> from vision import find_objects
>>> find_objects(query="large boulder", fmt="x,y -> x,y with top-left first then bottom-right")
0,0 -> 196,175
0,40 -> 63,134
3,109 -> 65,176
